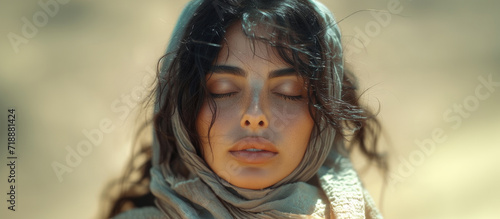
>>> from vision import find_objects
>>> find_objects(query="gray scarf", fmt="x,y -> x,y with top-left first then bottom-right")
146,0 -> 383,218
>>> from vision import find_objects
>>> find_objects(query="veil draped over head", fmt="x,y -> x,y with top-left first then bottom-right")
116,0 -> 384,218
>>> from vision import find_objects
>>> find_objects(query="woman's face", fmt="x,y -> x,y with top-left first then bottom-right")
196,23 -> 314,190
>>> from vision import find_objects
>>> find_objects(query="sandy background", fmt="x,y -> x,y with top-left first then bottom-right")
1,0 -> 499,218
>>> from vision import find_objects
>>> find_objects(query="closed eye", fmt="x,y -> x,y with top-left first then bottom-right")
210,92 -> 237,99
274,93 -> 303,101
211,92 -> 303,101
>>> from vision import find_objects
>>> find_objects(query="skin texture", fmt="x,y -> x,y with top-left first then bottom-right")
196,23 -> 314,190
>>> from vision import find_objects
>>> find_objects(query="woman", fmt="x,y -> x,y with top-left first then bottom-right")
108,0 -> 386,218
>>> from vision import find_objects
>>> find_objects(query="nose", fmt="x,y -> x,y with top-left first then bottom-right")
241,114 -> 268,130
240,101 -> 269,131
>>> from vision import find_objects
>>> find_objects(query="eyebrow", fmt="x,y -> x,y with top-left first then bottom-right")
210,65 -> 297,79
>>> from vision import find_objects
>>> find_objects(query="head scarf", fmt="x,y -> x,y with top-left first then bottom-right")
145,0 -> 383,218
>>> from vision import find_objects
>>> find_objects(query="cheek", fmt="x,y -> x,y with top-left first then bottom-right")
287,114 -> 313,142
196,103 -> 211,139
270,103 -> 313,153
196,103 -> 218,165
198,106 -> 239,137
269,103 -> 313,134
196,101 -> 240,154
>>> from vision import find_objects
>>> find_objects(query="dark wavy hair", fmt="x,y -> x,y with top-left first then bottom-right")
103,0 -> 387,217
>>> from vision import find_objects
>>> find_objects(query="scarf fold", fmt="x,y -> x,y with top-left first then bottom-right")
147,0 -> 384,218
150,149 -> 383,218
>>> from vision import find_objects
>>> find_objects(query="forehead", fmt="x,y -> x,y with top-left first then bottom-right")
215,22 -> 289,68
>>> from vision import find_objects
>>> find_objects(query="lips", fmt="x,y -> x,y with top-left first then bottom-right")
229,137 -> 278,164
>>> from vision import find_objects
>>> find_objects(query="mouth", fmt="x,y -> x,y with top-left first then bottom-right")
229,137 -> 278,164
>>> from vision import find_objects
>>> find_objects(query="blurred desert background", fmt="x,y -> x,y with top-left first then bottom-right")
1,0 -> 499,218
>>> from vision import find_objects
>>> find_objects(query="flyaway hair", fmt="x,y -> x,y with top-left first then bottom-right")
109,0 -> 386,218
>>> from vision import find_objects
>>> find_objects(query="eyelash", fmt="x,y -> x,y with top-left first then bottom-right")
210,92 -> 237,99
275,93 -> 303,101
210,92 -> 303,101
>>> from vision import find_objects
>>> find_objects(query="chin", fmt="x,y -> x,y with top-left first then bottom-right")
232,179 -> 273,190
226,171 -> 279,190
